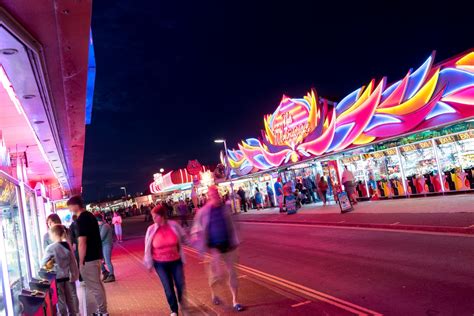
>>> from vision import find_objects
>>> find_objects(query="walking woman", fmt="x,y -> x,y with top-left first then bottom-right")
318,176 -> 329,205
112,211 -> 123,242
144,205 -> 187,316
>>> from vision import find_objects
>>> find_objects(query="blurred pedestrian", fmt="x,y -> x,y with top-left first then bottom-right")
318,176 -> 329,205
144,205 -> 187,316
341,165 -> 358,204
191,185 -> 244,312
237,187 -> 247,212
178,199 -> 189,228
274,178 -> 284,212
112,211 -> 123,242
41,224 -> 79,316
97,215 -> 115,283
67,196 -> 108,315
266,182 -> 275,207
255,188 -> 263,210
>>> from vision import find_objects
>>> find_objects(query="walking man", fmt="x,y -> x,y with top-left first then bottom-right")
191,185 -> 244,312
274,178 -> 284,212
97,215 -> 115,283
266,182 -> 275,207
67,196 -> 108,316
237,187 -> 247,212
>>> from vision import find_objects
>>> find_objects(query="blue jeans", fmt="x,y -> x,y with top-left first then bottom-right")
101,244 -> 114,275
153,260 -> 185,313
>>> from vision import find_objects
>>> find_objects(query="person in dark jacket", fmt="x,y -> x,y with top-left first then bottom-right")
237,187 -> 247,212
97,215 -> 115,283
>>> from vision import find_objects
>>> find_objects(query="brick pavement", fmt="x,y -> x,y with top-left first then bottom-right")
98,219 -> 371,315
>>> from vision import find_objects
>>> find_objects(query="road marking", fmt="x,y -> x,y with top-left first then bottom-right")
291,300 -> 311,308
467,224 -> 474,228
337,220 -> 346,223
240,221 -> 474,238
184,246 -> 381,316
390,222 -> 400,225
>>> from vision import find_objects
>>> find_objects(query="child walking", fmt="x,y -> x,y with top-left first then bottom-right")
41,224 -> 80,315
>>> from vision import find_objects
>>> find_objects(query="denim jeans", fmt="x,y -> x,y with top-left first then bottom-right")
101,244 -> 114,275
153,260 -> 185,313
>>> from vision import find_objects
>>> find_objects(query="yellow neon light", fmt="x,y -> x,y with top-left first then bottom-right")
352,133 -> 376,145
337,81 -> 373,121
376,69 -> 440,116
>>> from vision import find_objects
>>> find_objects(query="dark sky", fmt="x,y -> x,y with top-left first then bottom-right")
83,1 -> 473,201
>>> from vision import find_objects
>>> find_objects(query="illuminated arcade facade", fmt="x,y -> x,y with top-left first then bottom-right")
0,3 -> 94,315
225,50 -> 474,198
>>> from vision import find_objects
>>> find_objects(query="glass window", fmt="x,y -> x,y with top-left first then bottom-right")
363,149 -> 404,197
0,259 -> 5,315
0,176 -> 29,315
400,141 -> 441,194
435,131 -> 474,191
22,188 -> 42,277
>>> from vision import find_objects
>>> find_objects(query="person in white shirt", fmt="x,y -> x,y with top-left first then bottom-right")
112,211 -> 123,242
341,165 -> 358,204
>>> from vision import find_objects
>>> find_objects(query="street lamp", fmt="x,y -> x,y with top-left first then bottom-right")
159,168 -> 164,173
120,186 -> 127,198
214,139 -> 237,212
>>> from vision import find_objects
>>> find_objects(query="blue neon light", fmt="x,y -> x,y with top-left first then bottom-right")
85,30 -> 96,125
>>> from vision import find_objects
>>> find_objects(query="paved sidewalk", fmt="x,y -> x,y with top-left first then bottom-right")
235,194 -> 474,234
100,218 -> 376,315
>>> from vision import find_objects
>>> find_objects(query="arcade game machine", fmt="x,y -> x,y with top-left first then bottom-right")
435,131 -> 474,191
363,148 -> 403,198
400,141 -> 440,195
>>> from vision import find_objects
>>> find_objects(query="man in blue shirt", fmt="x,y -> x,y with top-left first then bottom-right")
274,178 -> 284,212
266,182 -> 275,207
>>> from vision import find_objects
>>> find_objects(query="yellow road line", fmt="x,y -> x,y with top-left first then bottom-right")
184,246 -> 382,316
291,300 -> 311,308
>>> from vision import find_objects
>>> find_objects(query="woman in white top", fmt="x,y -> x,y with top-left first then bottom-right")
112,211 -> 123,242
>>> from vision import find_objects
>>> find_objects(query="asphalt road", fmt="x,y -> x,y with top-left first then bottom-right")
237,222 -> 474,316
121,216 -> 474,315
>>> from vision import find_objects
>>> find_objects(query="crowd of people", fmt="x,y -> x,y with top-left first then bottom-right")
234,167 -> 358,213
40,170 -> 358,315
41,197 -> 118,315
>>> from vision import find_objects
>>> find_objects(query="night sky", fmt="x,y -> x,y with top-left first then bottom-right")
83,1 -> 473,202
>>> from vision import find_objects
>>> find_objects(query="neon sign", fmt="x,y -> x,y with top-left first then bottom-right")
226,50 -> 474,175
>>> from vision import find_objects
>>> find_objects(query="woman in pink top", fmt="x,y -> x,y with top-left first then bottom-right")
144,205 -> 187,316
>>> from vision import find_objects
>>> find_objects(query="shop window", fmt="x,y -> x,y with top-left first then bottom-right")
22,188 -> 42,277
435,131 -> 474,191
363,149 -> 403,197
400,141 -> 440,194
0,176 -> 29,314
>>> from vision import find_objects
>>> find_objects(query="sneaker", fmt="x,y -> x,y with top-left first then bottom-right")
103,274 -> 116,283
233,303 -> 244,312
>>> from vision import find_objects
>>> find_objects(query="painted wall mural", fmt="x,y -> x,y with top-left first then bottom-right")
226,50 -> 474,176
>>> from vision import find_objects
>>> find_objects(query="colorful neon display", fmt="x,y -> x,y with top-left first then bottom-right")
227,50 -> 474,175
149,166 -> 209,194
